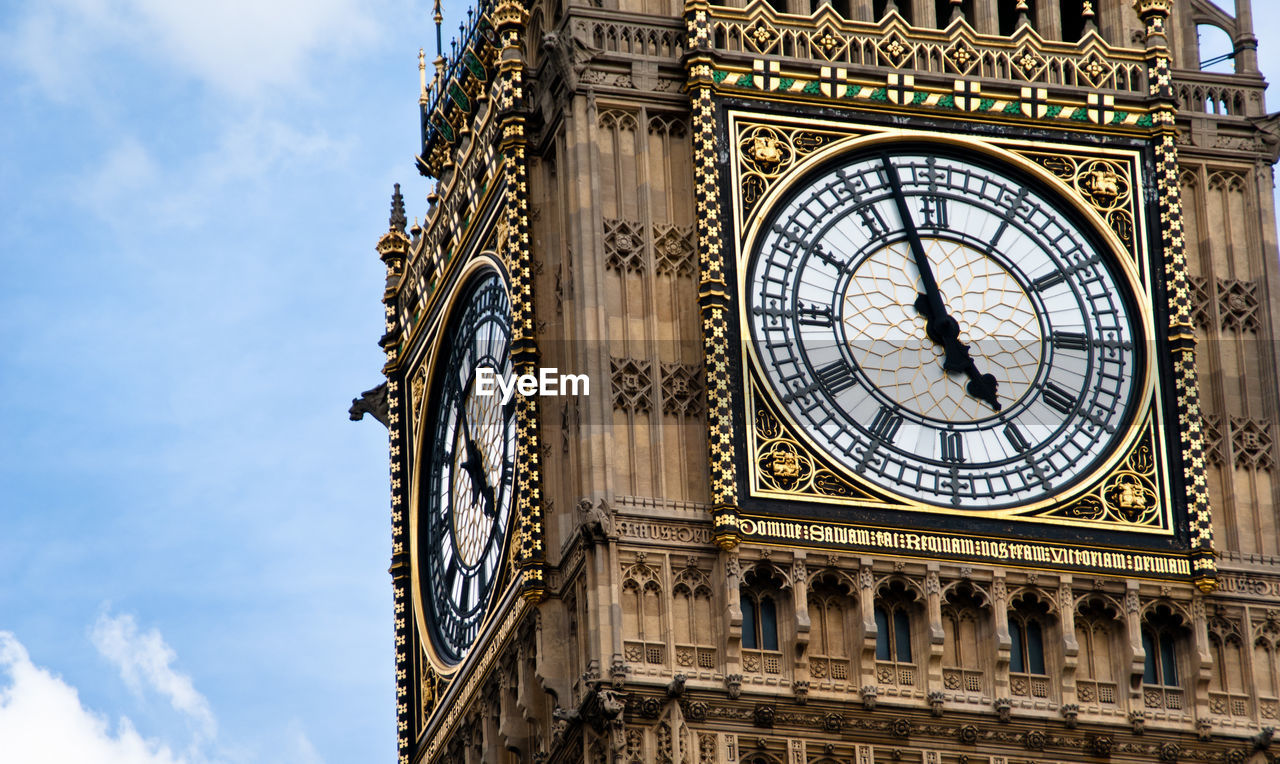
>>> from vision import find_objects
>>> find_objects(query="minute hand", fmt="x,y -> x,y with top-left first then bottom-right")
879,155 -> 1001,412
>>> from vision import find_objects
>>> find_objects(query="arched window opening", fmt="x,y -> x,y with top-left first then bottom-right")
1142,606 -> 1188,711
741,567 -> 785,676
875,580 -> 918,688
1142,628 -> 1177,684
1011,619 -> 1045,673
1075,599 -> 1121,707
740,589 -> 780,650
621,561 -> 666,667
1198,24 -> 1236,73
1009,595 -> 1053,699
1254,621 -> 1280,720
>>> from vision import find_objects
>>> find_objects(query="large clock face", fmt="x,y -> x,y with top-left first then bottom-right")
746,144 -> 1144,509
420,269 -> 517,664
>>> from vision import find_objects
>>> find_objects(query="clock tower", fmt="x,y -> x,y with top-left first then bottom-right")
364,0 -> 1280,762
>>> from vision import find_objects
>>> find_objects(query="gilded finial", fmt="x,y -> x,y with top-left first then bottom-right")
950,0 -> 964,22
1015,0 -> 1030,29
390,183 -> 407,234
1082,0 -> 1097,34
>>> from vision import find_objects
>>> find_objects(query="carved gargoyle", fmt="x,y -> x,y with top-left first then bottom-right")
1249,113 -> 1280,163
544,26 -> 601,92
349,383 -> 389,427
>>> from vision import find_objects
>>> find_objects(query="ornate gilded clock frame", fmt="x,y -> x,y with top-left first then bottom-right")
686,0 -> 1215,586
735,124 -> 1164,527
408,253 -> 523,676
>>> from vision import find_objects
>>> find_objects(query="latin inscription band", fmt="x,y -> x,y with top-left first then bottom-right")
739,517 -> 1192,576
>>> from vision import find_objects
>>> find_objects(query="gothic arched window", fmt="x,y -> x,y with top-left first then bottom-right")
874,580 -> 918,688
1253,620 -> 1280,720
1141,606 -> 1188,711
1009,595 -> 1054,700
741,589 -> 779,651
740,567 -> 786,676
621,559 -> 666,667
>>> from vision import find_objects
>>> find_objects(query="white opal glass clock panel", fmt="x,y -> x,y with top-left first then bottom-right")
746,147 -> 1140,508
422,271 -> 517,664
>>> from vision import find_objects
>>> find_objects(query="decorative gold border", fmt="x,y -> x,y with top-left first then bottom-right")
732,122 -> 1170,530
690,67 -> 743,548
408,253 -> 518,677
1133,0 -> 1216,586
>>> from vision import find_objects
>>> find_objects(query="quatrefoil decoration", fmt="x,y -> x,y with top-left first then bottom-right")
945,39 -> 979,76
1012,44 -> 1046,81
1077,52 -> 1114,88
878,33 -> 911,68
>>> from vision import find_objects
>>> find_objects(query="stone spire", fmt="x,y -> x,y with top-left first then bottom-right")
389,183 -> 407,234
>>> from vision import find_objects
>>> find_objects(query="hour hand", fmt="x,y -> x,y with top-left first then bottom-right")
913,296 -> 1001,411
460,415 -> 497,515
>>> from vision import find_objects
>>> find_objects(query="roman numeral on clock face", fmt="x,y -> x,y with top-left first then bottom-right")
940,431 -> 965,463
868,405 -> 904,444
1004,423 -> 1031,453
816,361 -> 857,394
1052,331 -> 1089,351
1041,382 -> 1077,415
920,195 -> 948,228
1032,270 -> 1067,291
797,302 -> 834,327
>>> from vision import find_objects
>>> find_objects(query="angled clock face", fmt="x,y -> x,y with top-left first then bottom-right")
746,145 -> 1144,508
420,269 -> 517,664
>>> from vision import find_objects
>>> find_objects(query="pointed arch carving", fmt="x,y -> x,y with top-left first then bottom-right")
622,554 -> 667,668
807,569 -> 859,686
672,562 -> 716,674
1073,596 -> 1123,710
942,582 -> 991,697
1208,614 -> 1250,718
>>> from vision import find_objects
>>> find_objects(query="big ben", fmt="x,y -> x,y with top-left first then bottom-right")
362,0 -> 1280,761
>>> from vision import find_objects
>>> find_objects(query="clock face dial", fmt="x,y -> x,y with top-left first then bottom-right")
746,146 -> 1143,508
421,270 -> 517,664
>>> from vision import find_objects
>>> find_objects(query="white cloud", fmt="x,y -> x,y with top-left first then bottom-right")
0,631 -> 191,764
127,0 -> 380,98
90,612 -> 217,740
75,117 -> 349,228
2,0 -> 380,100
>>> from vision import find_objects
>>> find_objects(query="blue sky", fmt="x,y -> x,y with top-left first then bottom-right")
1,2 -> 1278,763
